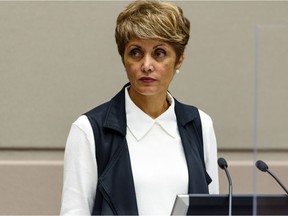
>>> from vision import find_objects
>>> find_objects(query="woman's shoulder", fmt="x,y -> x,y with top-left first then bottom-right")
198,109 -> 213,127
198,109 -> 212,121
72,115 -> 92,133
84,101 -> 110,117
174,99 -> 213,124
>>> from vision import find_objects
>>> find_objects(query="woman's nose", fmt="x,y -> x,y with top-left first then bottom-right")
141,55 -> 154,73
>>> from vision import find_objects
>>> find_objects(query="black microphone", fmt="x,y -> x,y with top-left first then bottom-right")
255,160 -> 288,194
218,157 -> 233,216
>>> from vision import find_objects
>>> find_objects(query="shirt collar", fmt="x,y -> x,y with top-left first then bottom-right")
125,87 -> 178,141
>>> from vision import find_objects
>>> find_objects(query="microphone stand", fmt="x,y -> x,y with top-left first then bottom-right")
266,169 -> 288,194
256,160 -> 288,195
223,166 -> 233,216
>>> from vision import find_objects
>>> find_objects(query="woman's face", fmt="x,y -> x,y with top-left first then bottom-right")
123,38 -> 183,97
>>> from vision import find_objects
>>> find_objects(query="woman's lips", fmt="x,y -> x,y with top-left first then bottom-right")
139,77 -> 156,83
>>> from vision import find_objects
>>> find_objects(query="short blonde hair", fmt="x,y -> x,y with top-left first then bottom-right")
115,0 -> 190,62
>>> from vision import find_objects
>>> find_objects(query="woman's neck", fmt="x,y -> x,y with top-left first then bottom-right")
128,89 -> 170,119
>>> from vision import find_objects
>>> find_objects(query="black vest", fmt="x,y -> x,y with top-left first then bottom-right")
85,84 -> 212,215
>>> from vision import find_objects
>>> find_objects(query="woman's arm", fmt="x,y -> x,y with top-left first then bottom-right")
199,110 -> 219,194
60,115 -> 97,215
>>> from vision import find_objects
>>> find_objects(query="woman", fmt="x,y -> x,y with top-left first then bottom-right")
60,0 -> 219,215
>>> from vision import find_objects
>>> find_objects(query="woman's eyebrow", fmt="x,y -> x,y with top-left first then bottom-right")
153,44 -> 166,49
127,44 -> 142,49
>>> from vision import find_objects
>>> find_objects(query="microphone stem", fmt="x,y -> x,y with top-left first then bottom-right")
267,169 -> 288,194
224,168 -> 233,216
229,184 -> 232,216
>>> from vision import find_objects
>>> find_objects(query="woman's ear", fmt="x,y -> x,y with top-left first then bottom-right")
176,53 -> 184,70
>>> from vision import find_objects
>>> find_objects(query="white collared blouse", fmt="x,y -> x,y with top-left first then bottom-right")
60,87 -> 219,215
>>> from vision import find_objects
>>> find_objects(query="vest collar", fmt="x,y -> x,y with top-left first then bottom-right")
102,83 -> 129,136
102,83 -> 199,135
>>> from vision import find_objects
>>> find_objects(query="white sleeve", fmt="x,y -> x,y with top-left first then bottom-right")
199,110 -> 219,194
60,115 -> 97,215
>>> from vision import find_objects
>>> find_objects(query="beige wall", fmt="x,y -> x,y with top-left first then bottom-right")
0,1 -> 287,214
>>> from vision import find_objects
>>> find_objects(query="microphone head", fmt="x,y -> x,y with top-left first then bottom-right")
255,160 -> 269,172
218,157 -> 228,169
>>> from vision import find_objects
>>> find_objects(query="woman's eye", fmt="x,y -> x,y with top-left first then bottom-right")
154,49 -> 166,58
129,48 -> 143,57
